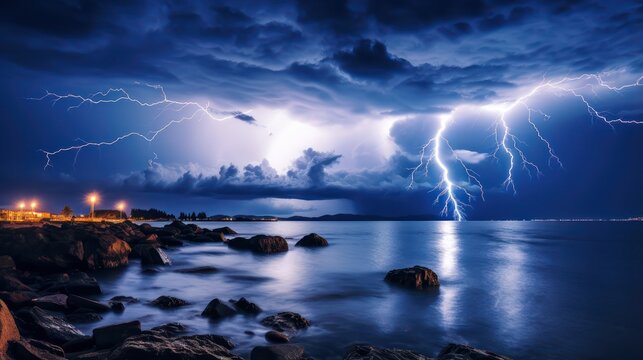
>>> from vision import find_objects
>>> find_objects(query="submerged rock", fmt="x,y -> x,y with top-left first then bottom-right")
384,266 -> 439,289
201,299 -> 237,319
343,344 -> 430,360
227,235 -> 288,254
92,320 -> 141,349
250,344 -> 305,360
265,330 -> 289,344
151,296 -> 189,309
436,343 -> 511,360
175,266 -> 218,274
260,312 -> 310,333
295,233 -> 328,247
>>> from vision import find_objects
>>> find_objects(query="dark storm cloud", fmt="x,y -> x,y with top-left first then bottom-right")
331,39 -> 412,80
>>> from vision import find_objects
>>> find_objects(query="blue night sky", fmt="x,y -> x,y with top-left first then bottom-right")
0,0 -> 641,219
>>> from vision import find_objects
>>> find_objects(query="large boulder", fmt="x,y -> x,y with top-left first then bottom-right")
343,344 -> 430,360
384,266 -> 439,289
265,330 -> 289,344
32,294 -> 69,312
201,299 -> 237,319
0,256 -> 15,270
227,235 -> 288,254
16,306 -> 84,345
436,344 -> 511,360
0,300 -> 20,356
295,233 -> 328,247
250,344 -> 305,360
260,312 -> 310,333
0,291 -> 37,309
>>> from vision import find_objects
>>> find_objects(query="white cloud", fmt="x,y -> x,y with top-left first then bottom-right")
452,149 -> 488,164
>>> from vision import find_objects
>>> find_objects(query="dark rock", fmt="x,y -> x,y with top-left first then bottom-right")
92,321 -> 141,349
158,236 -> 184,247
201,299 -> 237,319
110,302 -> 125,312
67,294 -> 111,313
110,296 -> 138,304
151,296 -> 189,309
65,312 -> 103,324
165,221 -> 188,230
0,299 -> 20,355
213,227 -> 237,235
61,335 -> 94,353
16,306 -> 85,345
384,266 -> 439,289
146,323 -> 188,337
8,338 -> 66,360
245,330 -> 255,336
250,344 -> 305,360
107,333 -> 242,360
139,246 -> 171,266
436,343 -> 511,360
192,232 -> 225,242
46,273 -> 101,295
175,266 -> 218,274
295,233 -> 328,247
227,235 -> 288,254
32,294 -> 69,312
342,344 -> 430,360
265,330 -> 289,344
0,290 -> 37,309
0,256 -> 15,270
230,297 -> 262,314
0,274 -> 33,292
260,312 -> 310,333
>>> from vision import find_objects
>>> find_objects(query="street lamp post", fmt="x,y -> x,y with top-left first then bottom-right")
18,201 -> 25,221
30,201 -> 37,214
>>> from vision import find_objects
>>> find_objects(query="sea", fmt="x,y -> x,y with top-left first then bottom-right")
84,221 -> 643,359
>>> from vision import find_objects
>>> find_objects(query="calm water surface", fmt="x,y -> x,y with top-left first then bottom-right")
86,221 -> 643,359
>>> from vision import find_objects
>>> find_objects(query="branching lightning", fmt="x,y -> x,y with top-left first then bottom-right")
30,83 -> 252,169
411,73 -> 643,220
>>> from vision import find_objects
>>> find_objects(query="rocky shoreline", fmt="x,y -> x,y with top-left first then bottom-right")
0,221 -> 511,359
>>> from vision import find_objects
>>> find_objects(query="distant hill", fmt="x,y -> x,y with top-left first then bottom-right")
279,213 -> 441,221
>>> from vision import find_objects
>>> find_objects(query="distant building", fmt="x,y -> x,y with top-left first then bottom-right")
0,209 -> 52,222
93,210 -> 125,219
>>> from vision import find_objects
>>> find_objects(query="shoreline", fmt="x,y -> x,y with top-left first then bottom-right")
0,220 -> 511,359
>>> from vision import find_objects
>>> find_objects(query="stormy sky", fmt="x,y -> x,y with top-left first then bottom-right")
0,0 -> 641,219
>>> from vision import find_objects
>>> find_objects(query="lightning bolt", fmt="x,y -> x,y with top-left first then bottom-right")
411,73 -> 643,220
30,83 -> 252,169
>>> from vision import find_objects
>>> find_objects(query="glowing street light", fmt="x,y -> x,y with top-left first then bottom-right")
87,193 -> 99,219
18,201 -> 25,211
116,202 -> 126,220
30,201 -> 38,214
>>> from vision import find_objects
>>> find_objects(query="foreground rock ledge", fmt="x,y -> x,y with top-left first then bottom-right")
384,265 -> 440,289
